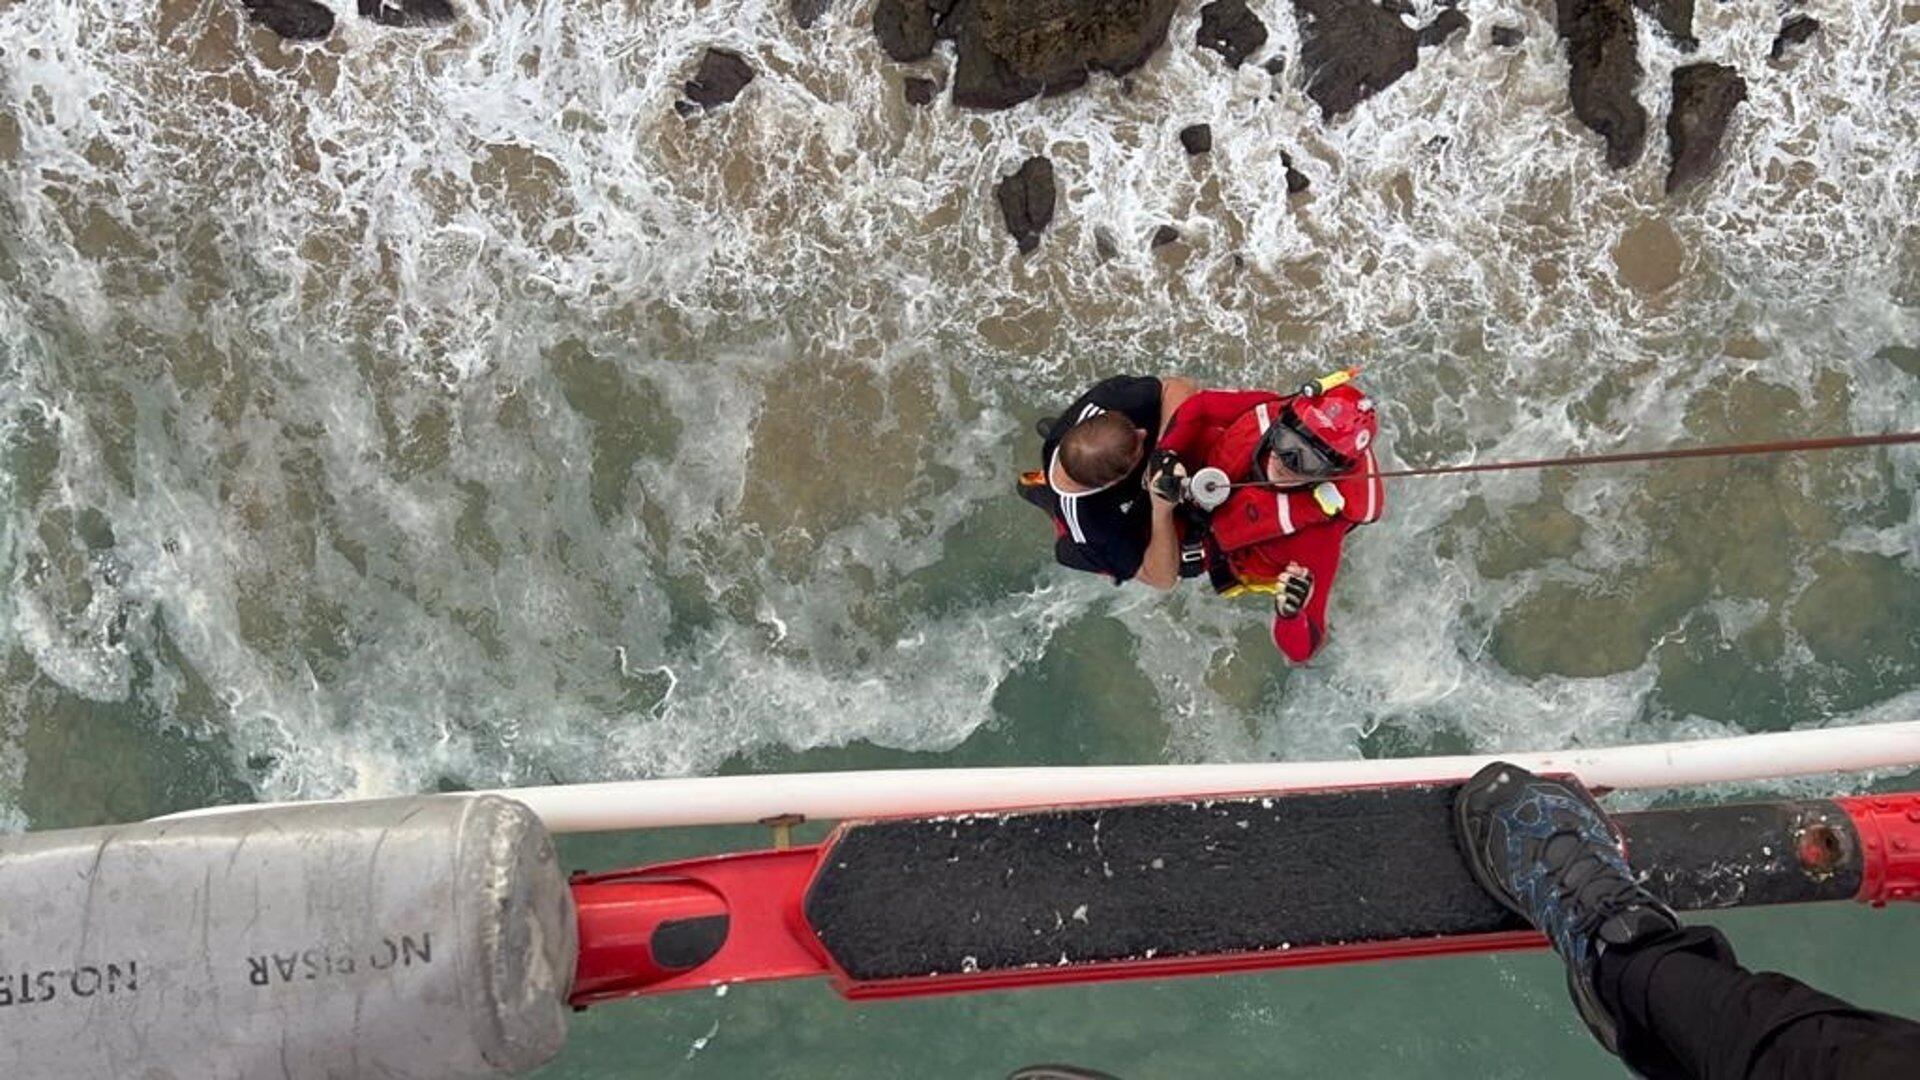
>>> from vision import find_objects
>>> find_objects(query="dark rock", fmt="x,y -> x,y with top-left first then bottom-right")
240,0 -> 335,40
1490,24 -> 1525,47
1151,224 -> 1180,247
874,0 -> 937,62
1179,123 -> 1214,154
1263,55 -> 1286,76
904,76 -> 940,106
1094,226 -> 1119,261
674,99 -> 699,117
791,0 -> 835,29
1417,8 -> 1469,48
996,156 -> 1056,254
75,508 -> 116,551
1197,0 -> 1268,68
1554,0 -> 1646,168
1665,62 -> 1746,194
1877,345 -> 1920,377
1629,0 -> 1694,50
1294,0 -> 1418,119
1283,152 -> 1311,193
946,0 -> 1180,109
1771,15 -> 1820,60
683,48 -> 756,110
357,0 -> 455,26
1379,0 -> 1413,15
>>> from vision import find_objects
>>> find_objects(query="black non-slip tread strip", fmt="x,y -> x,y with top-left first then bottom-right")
806,785 -> 1514,981
1618,800 -> 1861,909
804,785 -> 1860,982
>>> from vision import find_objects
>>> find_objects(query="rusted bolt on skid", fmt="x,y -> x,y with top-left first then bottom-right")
1795,822 -> 1845,881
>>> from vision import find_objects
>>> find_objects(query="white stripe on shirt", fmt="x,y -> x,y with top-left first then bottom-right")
1061,490 -> 1088,543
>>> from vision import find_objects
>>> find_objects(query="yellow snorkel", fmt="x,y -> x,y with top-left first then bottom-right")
1297,366 -> 1360,399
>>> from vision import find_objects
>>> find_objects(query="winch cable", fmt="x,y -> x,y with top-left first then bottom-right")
1212,429 -> 1920,491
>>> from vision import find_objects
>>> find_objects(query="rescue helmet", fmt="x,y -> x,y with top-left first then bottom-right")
1277,383 -> 1376,473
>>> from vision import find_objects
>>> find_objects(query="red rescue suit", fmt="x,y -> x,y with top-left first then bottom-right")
1160,389 -> 1384,662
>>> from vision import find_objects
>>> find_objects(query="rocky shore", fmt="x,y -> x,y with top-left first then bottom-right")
237,0 -> 1806,253
239,0 -> 456,39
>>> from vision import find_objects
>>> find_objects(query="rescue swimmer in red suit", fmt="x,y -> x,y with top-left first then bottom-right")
1150,370 -> 1384,663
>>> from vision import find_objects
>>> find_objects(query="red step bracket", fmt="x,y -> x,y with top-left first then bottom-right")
568,788 -> 1920,1008
571,847 -> 829,1003
1837,793 -> 1920,906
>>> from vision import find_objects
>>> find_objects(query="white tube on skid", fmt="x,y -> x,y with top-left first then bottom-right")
157,719 -> 1920,834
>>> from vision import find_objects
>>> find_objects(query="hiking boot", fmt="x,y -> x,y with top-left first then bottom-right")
1454,762 -> 1680,1053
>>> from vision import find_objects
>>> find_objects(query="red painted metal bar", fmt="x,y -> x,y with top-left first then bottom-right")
571,848 -> 828,1004
567,791 -> 1919,1008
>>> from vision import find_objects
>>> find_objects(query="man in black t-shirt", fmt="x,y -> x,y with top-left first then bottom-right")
1020,375 -> 1196,587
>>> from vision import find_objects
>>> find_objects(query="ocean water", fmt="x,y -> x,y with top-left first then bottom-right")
2,0 -> 1917,1075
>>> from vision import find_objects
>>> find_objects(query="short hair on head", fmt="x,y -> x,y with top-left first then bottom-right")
1059,412 -> 1142,488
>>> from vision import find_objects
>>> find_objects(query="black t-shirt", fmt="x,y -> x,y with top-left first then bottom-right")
1036,375 -> 1163,582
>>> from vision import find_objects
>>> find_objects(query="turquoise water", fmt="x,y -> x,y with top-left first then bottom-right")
4,0 -> 1919,1075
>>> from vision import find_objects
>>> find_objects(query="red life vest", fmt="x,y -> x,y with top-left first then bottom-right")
1195,397 -> 1383,587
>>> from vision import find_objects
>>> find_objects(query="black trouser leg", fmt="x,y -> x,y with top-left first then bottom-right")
1593,925 -> 1920,1079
